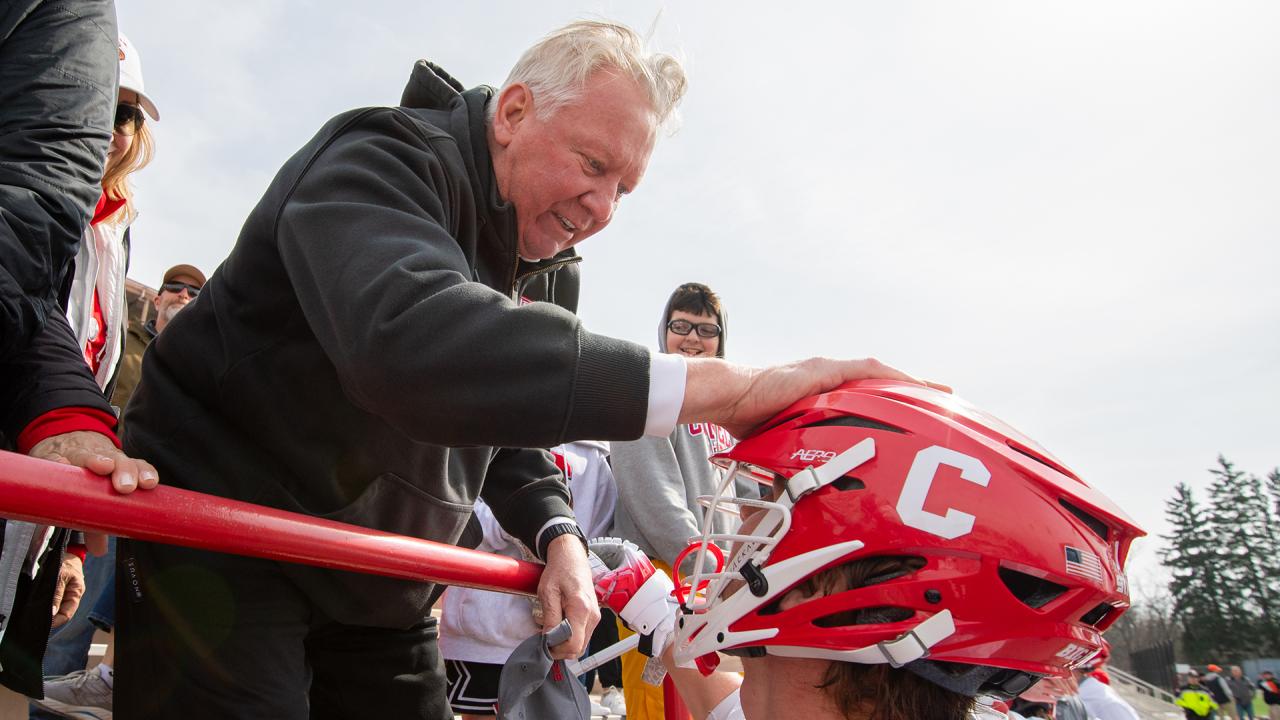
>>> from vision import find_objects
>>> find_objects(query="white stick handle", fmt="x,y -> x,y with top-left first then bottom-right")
566,633 -> 641,676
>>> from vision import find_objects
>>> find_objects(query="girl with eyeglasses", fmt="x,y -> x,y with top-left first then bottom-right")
63,32 -> 158,393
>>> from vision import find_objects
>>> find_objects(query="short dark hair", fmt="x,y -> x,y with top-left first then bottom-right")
667,282 -> 722,322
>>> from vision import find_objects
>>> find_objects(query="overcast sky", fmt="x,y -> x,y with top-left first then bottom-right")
115,1 -> 1279,583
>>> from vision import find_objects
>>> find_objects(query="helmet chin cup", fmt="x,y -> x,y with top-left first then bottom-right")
672,540 -> 725,609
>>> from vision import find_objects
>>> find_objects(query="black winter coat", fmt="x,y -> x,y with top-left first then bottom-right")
0,0 -> 118,697
123,61 -> 652,627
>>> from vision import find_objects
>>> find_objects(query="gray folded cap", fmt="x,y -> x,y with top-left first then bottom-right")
498,620 -> 590,720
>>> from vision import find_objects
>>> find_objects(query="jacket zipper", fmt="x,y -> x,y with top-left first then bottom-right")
509,256 -> 583,297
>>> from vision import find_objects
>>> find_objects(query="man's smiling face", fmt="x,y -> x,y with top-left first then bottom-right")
490,68 -> 658,261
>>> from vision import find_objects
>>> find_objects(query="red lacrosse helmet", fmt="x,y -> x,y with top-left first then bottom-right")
672,380 -> 1143,698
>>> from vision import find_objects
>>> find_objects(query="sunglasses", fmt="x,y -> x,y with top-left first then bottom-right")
114,104 -> 144,135
667,318 -> 721,339
160,281 -> 201,297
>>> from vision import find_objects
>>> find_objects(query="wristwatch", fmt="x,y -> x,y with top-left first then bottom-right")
537,522 -> 588,560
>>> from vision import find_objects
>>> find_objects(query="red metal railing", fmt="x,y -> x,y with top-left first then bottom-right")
0,450 -> 541,595
0,450 -> 699,718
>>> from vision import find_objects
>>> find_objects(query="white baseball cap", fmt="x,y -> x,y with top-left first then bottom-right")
117,33 -> 159,121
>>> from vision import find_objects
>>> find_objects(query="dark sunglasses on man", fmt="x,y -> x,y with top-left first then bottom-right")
115,103 -> 144,135
666,318 -> 721,339
160,281 -> 201,297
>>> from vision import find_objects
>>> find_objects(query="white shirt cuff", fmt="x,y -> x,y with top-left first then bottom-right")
534,516 -> 579,554
644,352 -> 686,437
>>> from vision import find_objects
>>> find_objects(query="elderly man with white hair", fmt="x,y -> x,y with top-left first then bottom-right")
116,20 -> 929,719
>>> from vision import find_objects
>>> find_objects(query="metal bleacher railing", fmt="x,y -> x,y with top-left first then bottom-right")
1109,664 -> 1178,705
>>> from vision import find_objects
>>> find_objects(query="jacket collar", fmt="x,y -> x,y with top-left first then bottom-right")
93,194 -> 128,225
399,61 -> 581,284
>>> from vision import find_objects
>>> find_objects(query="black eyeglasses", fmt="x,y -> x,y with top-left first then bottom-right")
160,281 -> 201,297
114,104 -> 144,135
667,318 -> 721,339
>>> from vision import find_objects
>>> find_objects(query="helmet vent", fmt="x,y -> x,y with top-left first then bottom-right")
814,605 -> 913,627
799,415 -> 905,433
1059,499 -> 1111,542
998,567 -> 1068,609
1007,440 -> 1079,480
832,476 -> 866,491
763,556 -> 924,619
1080,602 -> 1115,627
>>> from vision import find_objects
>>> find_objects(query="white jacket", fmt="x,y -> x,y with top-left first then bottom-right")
65,203 -> 134,391
438,441 -> 615,665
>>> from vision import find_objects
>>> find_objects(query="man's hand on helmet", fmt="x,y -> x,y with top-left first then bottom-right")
679,356 -> 949,438
588,537 -> 679,658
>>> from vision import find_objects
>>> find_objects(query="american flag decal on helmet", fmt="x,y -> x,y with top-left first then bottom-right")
1064,546 -> 1103,581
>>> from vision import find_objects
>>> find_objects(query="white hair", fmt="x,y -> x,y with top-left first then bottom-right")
491,20 -> 687,129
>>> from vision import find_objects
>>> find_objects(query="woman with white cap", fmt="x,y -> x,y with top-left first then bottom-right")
63,31 -> 159,396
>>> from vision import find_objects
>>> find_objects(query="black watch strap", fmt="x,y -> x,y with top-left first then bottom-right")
537,523 -> 587,560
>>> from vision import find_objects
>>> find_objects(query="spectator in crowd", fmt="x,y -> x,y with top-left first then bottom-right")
62,32 -> 158,395
33,264 -> 205,719
439,441 -> 617,719
0,0 -> 159,699
30,32 -> 160,719
591,381 -> 1141,720
1179,670 -> 1221,719
115,19 -> 927,719
1206,665 -> 1238,720
1257,670 -> 1280,720
111,264 -> 206,413
1229,666 -> 1258,720
1077,665 -> 1141,720
609,282 -> 743,720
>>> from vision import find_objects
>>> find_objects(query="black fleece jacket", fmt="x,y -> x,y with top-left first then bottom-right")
122,61 -> 651,627
0,0 -> 116,359
0,0 -> 118,697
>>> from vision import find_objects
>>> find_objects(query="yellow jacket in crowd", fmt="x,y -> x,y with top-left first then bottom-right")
1175,685 -> 1219,717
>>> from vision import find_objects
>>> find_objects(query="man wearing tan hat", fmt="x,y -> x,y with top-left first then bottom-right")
110,264 -> 206,415
150,264 -> 205,335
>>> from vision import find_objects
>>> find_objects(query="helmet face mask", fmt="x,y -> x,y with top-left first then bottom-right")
678,462 -> 796,613
671,380 -> 1144,693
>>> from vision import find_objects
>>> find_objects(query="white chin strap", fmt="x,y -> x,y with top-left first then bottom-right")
765,609 -> 956,668
783,437 -> 877,503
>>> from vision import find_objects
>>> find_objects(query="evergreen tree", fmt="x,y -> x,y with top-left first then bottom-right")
1205,456 -> 1276,656
1161,482 -> 1229,660
1268,468 -> 1280,521
1258,467 -> 1280,651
